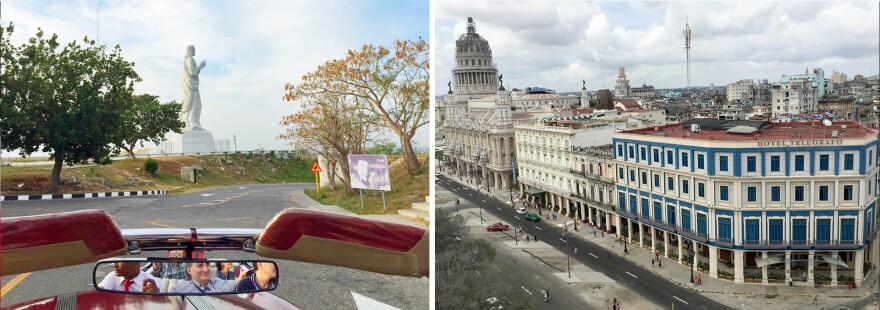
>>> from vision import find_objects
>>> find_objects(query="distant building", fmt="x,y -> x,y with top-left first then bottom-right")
631,84 -> 656,99
771,78 -> 817,120
614,99 -> 643,112
727,79 -> 755,102
615,67 -> 631,98
511,87 -> 578,110
832,71 -> 848,84
781,67 -> 826,99
596,89 -> 614,110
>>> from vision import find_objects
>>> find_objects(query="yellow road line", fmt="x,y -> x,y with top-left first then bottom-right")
146,221 -> 176,228
1,272 -> 31,298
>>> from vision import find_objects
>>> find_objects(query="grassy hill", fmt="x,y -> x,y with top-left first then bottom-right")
304,154 -> 429,215
0,153 -> 315,195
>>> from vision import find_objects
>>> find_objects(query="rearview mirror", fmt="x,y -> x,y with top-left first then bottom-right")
93,258 -> 278,295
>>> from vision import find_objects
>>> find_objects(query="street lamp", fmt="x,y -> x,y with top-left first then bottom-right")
509,160 -> 516,209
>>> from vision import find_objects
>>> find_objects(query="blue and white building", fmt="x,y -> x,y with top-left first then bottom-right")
613,119 -> 879,286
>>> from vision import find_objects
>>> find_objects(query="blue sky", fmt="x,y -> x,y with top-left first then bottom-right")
1,0 -> 429,156
435,1 -> 879,93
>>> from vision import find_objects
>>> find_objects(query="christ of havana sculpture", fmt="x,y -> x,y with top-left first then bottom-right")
181,45 -> 207,131
170,45 -> 215,154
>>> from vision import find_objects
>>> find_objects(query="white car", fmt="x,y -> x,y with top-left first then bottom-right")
516,207 -> 527,215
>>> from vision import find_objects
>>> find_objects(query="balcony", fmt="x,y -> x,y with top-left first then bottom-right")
570,193 -> 616,212
568,169 -> 614,184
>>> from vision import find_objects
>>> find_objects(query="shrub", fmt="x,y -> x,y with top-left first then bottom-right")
144,159 -> 159,176
698,262 -> 709,272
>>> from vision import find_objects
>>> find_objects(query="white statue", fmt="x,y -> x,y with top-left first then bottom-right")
181,45 -> 207,131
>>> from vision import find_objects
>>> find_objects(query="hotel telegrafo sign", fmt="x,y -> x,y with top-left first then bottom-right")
757,139 -> 844,147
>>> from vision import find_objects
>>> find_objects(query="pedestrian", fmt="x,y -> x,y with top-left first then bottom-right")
788,276 -> 793,288
802,271 -> 807,282
652,259 -> 655,266
526,235 -> 530,242
607,249 -> 611,258
617,302 -> 621,310
655,251 -> 659,260
594,229 -> 597,237
697,274 -> 702,285
534,235 -> 538,242
575,247 -> 578,254
601,230 -> 604,237
658,260 -> 662,267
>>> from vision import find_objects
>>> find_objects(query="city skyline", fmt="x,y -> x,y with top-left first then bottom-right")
435,1 -> 879,93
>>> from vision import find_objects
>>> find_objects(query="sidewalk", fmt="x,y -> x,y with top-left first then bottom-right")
443,172 -> 877,300
289,189 -> 423,227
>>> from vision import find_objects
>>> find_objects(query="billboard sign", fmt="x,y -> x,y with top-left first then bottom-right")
348,154 -> 391,191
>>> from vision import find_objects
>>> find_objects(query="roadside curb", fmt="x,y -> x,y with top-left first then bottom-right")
2,190 -> 167,201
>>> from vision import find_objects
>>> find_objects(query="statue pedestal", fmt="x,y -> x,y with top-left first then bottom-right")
172,130 -> 215,154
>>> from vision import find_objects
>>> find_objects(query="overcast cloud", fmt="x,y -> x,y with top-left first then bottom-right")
435,1 -> 879,93
2,0 -> 428,156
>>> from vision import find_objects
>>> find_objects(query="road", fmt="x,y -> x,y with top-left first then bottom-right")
0,183 -> 428,310
437,174 -> 733,310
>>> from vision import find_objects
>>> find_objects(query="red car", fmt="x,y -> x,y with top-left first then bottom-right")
486,222 -> 510,232
1,209 -> 429,310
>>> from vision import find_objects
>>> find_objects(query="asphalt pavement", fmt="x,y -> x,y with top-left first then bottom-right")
0,183 -> 428,310
437,174 -> 733,310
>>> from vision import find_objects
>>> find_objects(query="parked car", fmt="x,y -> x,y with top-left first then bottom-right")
516,207 -> 527,215
524,213 -> 540,222
486,222 -> 509,231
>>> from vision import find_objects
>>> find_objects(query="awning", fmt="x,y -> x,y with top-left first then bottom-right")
524,188 -> 545,196
817,253 -> 850,269
755,254 -> 785,268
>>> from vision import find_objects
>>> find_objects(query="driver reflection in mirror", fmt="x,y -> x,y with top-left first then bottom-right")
98,262 -> 164,293
215,262 -> 237,281
235,262 -> 277,292
170,262 -> 236,293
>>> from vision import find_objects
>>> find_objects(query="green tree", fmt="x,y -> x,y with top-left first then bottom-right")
367,141 -> 400,155
280,88 -> 379,191
117,94 -> 184,160
0,24 -> 140,192
285,39 -> 429,175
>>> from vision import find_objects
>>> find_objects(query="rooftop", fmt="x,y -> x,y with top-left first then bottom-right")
620,119 -> 876,142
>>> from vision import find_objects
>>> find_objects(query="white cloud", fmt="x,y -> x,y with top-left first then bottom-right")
435,1 -> 879,93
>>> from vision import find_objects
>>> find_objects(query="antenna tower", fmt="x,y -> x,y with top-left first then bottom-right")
684,17 -> 692,100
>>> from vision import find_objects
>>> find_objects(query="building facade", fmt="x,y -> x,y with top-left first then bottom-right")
613,119 -> 879,286
781,68 -> 826,99
632,84 -> 656,99
515,119 -> 619,223
442,17 -> 515,192
771,78 -> 817,119
511,87 -> 578,110
727,79 -> 755,102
